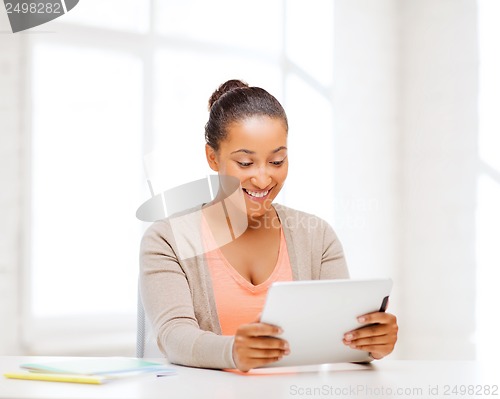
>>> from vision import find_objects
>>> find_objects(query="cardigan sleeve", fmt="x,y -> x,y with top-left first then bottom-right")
139,220 -> 236,369
319,220 -> 350,280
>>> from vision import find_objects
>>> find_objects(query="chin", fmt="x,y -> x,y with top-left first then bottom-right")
245,198 -> 274,219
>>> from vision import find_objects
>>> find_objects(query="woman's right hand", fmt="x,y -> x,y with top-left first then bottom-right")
232,322 -> 290,372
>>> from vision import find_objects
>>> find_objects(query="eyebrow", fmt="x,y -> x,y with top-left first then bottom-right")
231,146 -> 287,155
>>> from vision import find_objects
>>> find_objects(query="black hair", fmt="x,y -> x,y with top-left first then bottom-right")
204,79 -> 288,151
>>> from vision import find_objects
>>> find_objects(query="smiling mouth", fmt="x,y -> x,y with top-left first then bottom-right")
242,187 -> 273,199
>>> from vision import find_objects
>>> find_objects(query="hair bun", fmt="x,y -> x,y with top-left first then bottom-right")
208,79 -> 249,110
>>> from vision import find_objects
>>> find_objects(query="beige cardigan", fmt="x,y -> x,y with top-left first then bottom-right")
139,203 -> 349,369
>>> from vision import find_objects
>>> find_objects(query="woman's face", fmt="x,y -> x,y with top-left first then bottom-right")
206,115 -> 288,220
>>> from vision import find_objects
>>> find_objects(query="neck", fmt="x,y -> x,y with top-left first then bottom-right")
247,207 -> 280,230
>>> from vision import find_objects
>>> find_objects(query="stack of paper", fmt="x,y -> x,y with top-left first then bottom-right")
4,358 -> 176,384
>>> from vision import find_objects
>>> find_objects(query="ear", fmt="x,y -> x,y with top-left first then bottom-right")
205,144 -> 219,171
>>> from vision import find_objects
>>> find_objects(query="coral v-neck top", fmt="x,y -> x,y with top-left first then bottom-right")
203,221 -> 293,336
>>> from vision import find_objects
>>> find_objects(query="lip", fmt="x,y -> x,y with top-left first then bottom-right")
242,186 -> 274,201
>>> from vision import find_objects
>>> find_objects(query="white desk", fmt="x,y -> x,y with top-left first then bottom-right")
0,357 -> 497,399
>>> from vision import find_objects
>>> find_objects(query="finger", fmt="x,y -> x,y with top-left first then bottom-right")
257,356 -> 284,366
240,355 -> 284,372
345,312 -> 397,339
356,311 -> 397,325
232,344 -> 289,373
237,323 -> 282,337
351,343 -> 393,357
240,336 -> 289,351
245,347 -> 290,359
344,324 -> 390,342
343,334 -> 390,348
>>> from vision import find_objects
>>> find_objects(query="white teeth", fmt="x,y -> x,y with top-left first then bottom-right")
245,189 -> 269,198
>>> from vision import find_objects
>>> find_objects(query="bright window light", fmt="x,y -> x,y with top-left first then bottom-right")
154,0 -> 283,53
285,0 -> 334,86
31,42 -> 143,317
60,0 -> 150,33
285,73 -> 334,223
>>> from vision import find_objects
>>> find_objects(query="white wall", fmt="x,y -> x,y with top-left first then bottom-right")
399,0 -> 478,359
0,11 -> 24,355
333,0 -> 477,360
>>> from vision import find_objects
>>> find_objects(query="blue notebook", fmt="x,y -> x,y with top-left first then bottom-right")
21,358 -> 175,377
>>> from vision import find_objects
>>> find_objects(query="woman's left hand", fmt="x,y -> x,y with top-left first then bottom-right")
343,312 -> 398,360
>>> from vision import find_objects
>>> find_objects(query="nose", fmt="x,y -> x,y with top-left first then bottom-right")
250,167 -> 272,189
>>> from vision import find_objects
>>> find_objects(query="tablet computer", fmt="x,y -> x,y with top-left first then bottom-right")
259,278 -> 392,367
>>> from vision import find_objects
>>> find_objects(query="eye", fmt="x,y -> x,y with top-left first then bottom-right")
270,159 -> 286,166
237,161 -> 252,167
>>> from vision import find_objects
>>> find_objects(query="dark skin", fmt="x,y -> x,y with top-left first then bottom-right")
205,115 -> 398,372
217,222 -> 281,286
342,311 -> 398,360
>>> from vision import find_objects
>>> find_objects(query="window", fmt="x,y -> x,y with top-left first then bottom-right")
27,40 -> 144,354
25,0 -> 335,354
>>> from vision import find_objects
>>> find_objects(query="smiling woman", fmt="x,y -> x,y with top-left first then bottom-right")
139,80 -> 399,372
